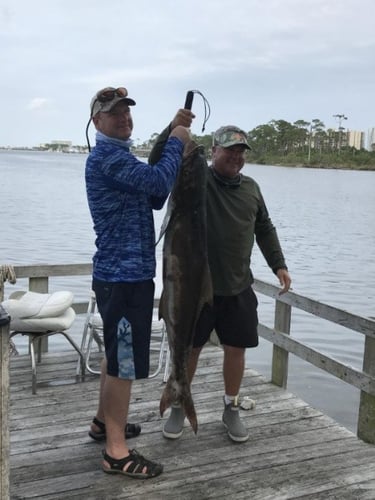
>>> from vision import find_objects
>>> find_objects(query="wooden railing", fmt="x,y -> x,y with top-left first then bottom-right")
1,263 -> 374,437
253,279 -> 375,444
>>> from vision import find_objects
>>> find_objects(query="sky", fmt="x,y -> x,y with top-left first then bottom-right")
1,0 -> 375,147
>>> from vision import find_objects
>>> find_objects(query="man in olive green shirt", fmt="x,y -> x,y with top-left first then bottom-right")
150,124 -> 292,442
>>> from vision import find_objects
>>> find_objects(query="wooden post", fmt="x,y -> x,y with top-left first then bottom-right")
1,307 -> 11,500
271,300 -> 291,388
29,276 -> 49,294
29,276 -> 49,353
357,335 -> 375,444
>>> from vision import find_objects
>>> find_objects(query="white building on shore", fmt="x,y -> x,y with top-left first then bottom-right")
347,130 -> 365,150
367,128 -> 375,151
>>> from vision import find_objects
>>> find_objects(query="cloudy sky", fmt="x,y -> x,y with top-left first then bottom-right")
1,0 -> 375,147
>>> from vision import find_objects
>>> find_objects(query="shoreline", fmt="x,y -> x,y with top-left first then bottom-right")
2,148 -> 375,171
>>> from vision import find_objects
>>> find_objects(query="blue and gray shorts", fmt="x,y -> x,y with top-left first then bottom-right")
92,279 -> 155,379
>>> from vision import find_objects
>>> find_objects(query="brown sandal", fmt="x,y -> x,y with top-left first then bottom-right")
102,449 -> 163,479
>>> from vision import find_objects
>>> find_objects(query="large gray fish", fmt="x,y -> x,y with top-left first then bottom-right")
158,141 -> 213,434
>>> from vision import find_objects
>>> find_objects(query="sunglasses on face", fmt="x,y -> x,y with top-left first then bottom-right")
96,87 -> 128,103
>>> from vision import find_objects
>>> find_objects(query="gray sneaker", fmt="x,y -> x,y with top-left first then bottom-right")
222,397 -> 249,443
163,404 -> 185,439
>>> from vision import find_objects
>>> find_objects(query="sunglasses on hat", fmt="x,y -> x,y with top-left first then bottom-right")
96,87 -> 128,103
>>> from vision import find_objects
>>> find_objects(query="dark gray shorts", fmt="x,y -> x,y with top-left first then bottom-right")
92,279 -> 155,379
193,285 -> 259,348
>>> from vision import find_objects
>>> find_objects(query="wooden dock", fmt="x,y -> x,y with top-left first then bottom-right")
9,346 -> 375,500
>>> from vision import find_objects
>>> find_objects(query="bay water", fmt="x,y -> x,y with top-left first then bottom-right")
1,150 -> 375,433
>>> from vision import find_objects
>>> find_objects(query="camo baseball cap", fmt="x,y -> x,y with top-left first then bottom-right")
213,125 -> 251,150
90,87 -> 136,117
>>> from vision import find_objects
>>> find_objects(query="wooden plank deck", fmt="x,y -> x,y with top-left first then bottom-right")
8,345 -> 375,500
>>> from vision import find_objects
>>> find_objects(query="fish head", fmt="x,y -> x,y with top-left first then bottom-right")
171,141 -> 207,209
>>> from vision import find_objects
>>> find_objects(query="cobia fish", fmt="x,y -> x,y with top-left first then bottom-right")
158,141 -> 213,434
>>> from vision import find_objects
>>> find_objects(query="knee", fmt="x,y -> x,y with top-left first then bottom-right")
190,346 -> 203,360
223,345 -> 245,359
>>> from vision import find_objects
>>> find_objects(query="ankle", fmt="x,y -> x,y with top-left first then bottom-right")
224,394 -> 239,406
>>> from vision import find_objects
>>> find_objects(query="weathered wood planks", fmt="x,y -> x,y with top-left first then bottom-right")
8,347 -> 375,500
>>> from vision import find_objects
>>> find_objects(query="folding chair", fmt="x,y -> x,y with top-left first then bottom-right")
78,291 -> 170,379
3,290 -> 85,394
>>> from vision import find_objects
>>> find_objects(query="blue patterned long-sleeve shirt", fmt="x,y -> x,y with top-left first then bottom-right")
85,135 -> 184,282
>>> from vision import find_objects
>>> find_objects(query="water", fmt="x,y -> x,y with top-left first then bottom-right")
1,150 -> 375,433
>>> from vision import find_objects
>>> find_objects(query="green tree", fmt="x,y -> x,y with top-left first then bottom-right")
248,123 -> 278,155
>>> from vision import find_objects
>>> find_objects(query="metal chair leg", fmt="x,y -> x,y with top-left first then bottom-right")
30,339 -> 37,395
84,326 -> 102,375
60,332 -> 85,380
78,291 -> 103,376
36,336 -> 42,363
12,330 -> 85,394
76,293 -> 97,377
148,327 -> 166,379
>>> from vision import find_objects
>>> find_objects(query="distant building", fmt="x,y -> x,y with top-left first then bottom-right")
347,130 -> 365,150
367,128 -> 375,151
51,140 -> 72,152
51,140 -> 72,147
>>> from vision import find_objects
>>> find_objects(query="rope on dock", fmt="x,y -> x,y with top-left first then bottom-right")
0,264 -> 17,301
0,264 -> 18,356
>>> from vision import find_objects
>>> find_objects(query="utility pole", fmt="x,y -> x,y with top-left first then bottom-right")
333,114 -> 348,153
307,122 -> 312,163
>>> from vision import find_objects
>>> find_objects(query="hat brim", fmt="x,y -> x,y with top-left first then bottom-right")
219,141 -> 251,150
106,97 -> 136,110
91,96 -> 136,117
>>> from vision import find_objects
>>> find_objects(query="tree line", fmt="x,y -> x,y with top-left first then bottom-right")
140,119 -> 375,170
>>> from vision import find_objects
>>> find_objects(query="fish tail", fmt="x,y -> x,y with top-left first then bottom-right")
182,393 -> 198,434
159,378 -> 174,417
159,377 -> 198,433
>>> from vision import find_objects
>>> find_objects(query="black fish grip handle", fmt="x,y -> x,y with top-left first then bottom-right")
184,91 -> 194,110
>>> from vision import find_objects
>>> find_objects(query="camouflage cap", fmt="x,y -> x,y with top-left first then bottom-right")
90,87 -> 136,117
213,125 -> 251,150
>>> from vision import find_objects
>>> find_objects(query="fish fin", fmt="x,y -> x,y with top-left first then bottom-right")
155,195 -> 176,245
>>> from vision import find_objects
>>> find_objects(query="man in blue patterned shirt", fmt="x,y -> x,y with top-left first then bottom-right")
85,86 -> 193,479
